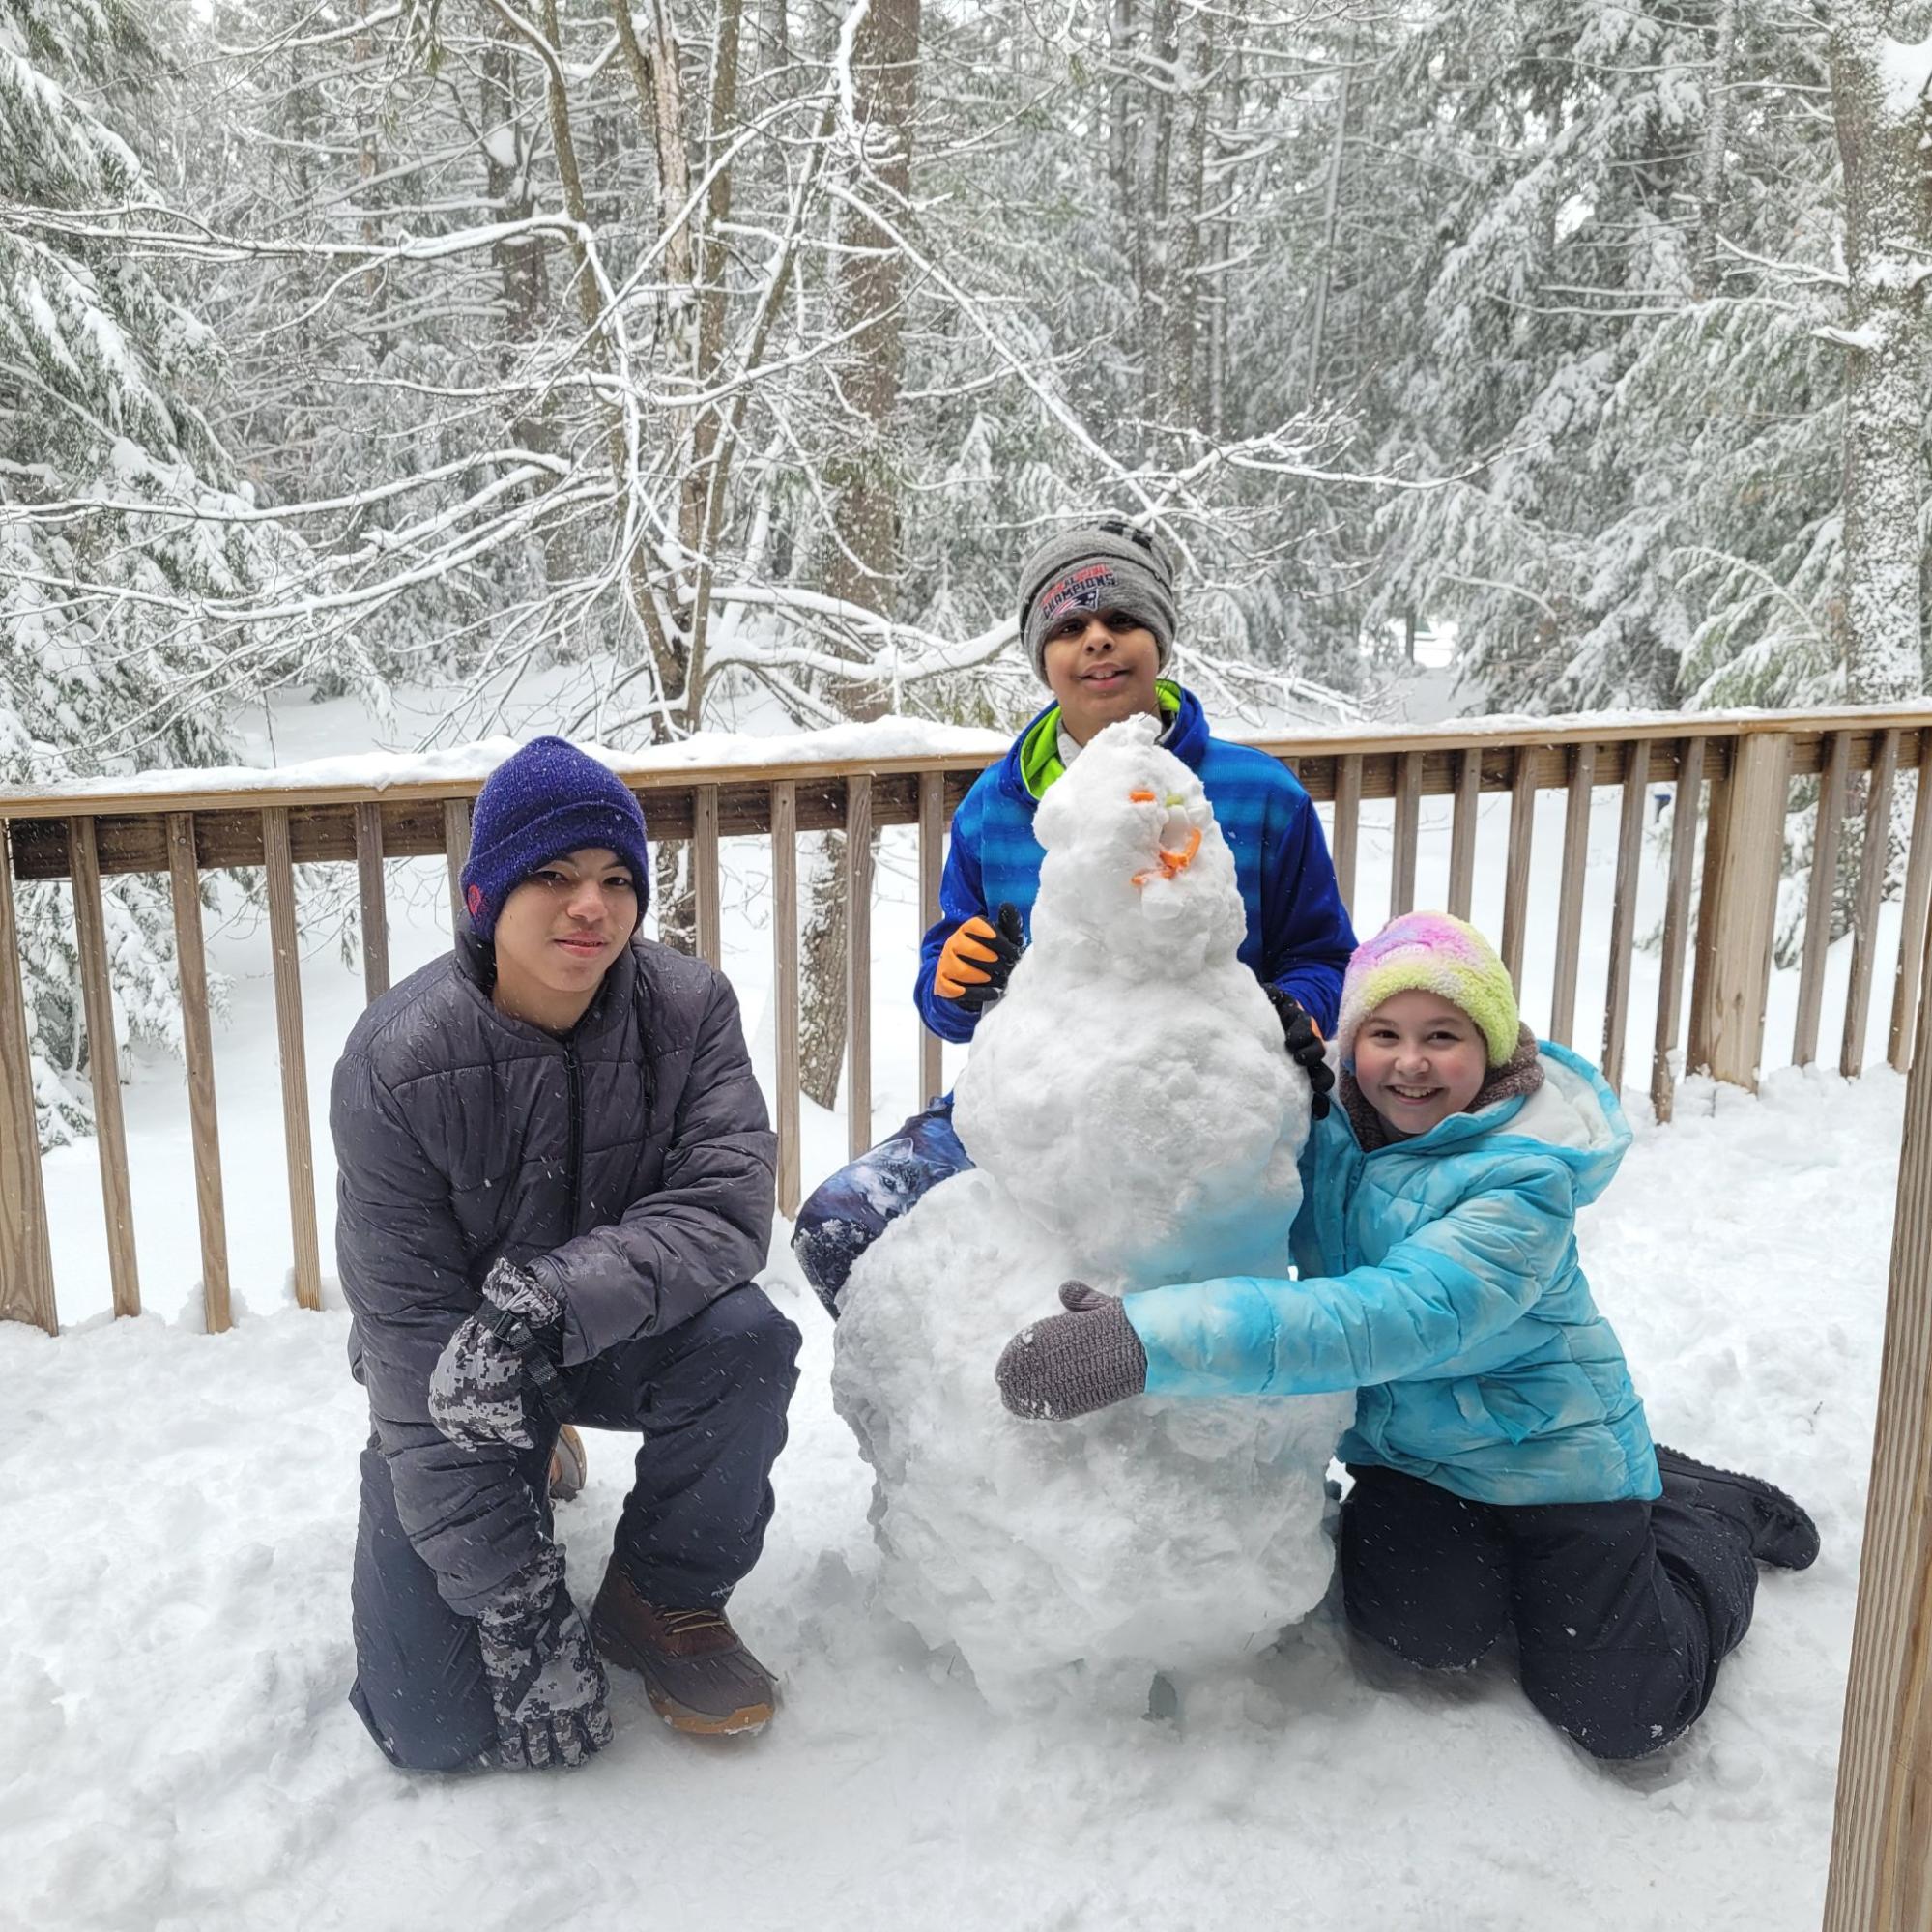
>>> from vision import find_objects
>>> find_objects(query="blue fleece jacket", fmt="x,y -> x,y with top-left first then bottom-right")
1123,1043 -> 1660,1507
914,687 -> 1356,1044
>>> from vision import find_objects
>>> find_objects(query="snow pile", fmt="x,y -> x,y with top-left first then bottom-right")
832,717 -> 1350,1709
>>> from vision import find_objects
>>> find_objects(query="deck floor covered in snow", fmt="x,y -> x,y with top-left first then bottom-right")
0,1060 -> 1896,1932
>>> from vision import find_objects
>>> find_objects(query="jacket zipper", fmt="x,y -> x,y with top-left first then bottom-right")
562,1035 -> 584,1234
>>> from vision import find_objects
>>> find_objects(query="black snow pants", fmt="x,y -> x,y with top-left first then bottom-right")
349,1283 -> 800,1772
1340,1460 -> 1759,1761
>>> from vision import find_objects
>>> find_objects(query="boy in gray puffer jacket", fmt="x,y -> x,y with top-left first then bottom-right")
333,736 -> 799,1772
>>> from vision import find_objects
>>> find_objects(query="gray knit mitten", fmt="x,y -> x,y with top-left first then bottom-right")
995,1282 -> 1149,1422
428,1258 -> 565,1451
476,1544 -> 614,1770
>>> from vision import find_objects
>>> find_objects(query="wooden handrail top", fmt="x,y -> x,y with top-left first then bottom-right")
5,702 -> 1930,825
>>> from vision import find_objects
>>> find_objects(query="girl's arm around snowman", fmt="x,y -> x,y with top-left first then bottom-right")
1125,1156 -> 1578,1399
996,1154 -> 1582,1420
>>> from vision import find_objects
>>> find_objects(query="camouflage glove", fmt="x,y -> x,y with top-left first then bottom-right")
935,902 -> 1025,1013
1265,988 -> 1335,1121
428,1257 -> 566,1451
995,1282 -> 1149,1422
476,1545 -> 614,1770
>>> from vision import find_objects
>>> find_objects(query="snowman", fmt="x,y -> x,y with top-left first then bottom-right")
830,714 -> 1352,1712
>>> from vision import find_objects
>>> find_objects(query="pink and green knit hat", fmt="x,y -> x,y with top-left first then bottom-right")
1336,911 -> 1520,1068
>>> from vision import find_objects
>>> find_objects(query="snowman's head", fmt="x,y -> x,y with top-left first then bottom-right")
1029,715 -> 1246,975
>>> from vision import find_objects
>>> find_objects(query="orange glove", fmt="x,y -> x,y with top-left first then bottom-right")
934,902 -> 1024,1010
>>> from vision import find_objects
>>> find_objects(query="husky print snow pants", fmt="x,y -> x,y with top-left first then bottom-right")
1340,1460 -> 1760,1761
791,1098 -> 970,1315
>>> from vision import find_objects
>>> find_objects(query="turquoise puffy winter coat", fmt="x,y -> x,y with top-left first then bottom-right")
1122,1042 -> 1660,1507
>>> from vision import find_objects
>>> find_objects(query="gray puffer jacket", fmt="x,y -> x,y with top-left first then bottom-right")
331,928 -> 776,1616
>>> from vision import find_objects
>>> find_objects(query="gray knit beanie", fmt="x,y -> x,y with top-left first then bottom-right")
1016,520 -> 1178,681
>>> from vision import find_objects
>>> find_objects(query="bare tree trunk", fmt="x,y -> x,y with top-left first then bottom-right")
1826,0 -> 1929,935
1306,33 -> 1354,404
356,0 -> 389,359
1109,0 -> 1134,192
759,0 -> 789,74
1164,9 -> 1211,443
1830,0 -> 1929,706
1693,0 -> 1740,298
799,0 -> 921,1111
1205,43 -> 1240,442
481,24 -> 548,400
797,837 -> 849,1108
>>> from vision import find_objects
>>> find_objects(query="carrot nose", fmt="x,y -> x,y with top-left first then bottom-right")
1133,825 -> 1202,887
1129,789 -> 1156,802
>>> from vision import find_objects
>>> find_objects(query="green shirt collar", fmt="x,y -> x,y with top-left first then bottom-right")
1019,679 -> 1183,800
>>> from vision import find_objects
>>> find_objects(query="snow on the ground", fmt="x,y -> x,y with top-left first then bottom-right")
0,1062 -> 1893,1932
0,674 -> 1908,1929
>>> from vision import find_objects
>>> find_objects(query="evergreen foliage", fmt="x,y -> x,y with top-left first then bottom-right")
0,0 -> 324,1140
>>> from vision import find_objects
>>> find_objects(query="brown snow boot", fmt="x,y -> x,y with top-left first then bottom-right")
547,1424 -> 588,1504
590,1560 -> 777,1736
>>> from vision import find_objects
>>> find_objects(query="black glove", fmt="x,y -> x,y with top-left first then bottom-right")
935,901 -> 1025,1013
995,1282 -> 1149,1422
1265,988 -> 1334,1121
428,1257 -> 567,1451
476,1545 -> 614,1770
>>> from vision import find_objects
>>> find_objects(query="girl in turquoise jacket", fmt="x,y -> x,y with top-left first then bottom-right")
996,911 -> 1819,1760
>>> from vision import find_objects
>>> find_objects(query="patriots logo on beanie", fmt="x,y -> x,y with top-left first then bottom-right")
1015,521 -> 1179,681
1038,563 -> 1120,628
458,735 -> 652,942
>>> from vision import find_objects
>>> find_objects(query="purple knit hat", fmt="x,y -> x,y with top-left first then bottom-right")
1335,911 -> 1520,1068
459,736 -> 650,941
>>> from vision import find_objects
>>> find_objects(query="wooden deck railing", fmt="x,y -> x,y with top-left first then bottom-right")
3,703 -> 1931,1340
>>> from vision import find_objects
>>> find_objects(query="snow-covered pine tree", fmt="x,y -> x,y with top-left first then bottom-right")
0,0 -> 332,1143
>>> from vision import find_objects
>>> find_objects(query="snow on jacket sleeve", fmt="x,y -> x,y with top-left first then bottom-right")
913,782 -> 992,1045
1125,1155 -> 1577,1398
1258,779 -> 1355,1033
527,972 -> 776,1364
332,1047 -> 549,1618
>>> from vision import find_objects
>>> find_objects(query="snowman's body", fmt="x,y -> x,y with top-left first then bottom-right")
831,716 -> 1352,1710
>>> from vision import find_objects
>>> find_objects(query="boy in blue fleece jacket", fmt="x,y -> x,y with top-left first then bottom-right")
792,520 -> 1357,1312
995,912 -> 1820,1761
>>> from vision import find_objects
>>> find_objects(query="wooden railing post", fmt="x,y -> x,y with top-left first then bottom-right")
1550,741 -> 1597,1046
845,775 -> 874,1160
0,822 -> 57,1332
265,809 -> 323,1312
917,771 -> 944,1106
70,818 -> 140,1318
1688,732 -> 1789,1089
167,814 -> 232,1334
354,801 -> 389,1003
1652,736 -> 1705,1122
443,797 -> 472,935
1499,746 -> 1539,988
770,782 -> 800,1219
1447,748 -> 1481,921
693,784 -> 722,969
1888,733 -> 1932,1072
1391,750 -> 1422,919
1823,954 -> 1932,1929
1331,753 -> 1361,916
1842,731 -> 1901,1079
